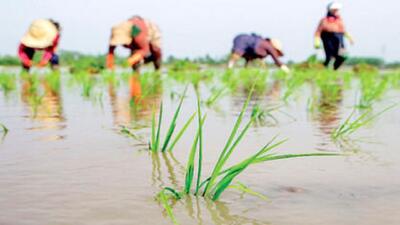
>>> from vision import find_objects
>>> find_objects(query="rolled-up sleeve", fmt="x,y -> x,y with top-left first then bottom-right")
18,44 -> 31,66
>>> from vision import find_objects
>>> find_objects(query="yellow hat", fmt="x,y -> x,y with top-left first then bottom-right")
270,39 -> 284,55
110,21 -> 132,46
21,19 -> 58,49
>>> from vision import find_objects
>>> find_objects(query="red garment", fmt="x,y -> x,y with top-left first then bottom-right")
128,17 -> 150,57
108,17 -> 150,58
315,16 -> 346,37
18,34 -> 60,66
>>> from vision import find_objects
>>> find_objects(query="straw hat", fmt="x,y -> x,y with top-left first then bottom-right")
21,19 -> 58,49
270,39 -> 284,55
110,21 -> 132,46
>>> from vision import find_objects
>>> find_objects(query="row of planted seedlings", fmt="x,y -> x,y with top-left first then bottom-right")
130,82 -> 340,224
120,65 -> 399,154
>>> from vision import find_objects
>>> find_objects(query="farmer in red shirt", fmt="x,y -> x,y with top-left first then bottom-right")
314,2 -> 354,70
18,19 -> 61,71
106,16 -> 162,71
227,33 -> 290,73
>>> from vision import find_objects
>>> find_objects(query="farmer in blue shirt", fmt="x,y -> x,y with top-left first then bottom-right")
228,33 -> 290,73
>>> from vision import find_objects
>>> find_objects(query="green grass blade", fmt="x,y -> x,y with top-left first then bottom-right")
157,188 -> 180,225
161,86 -> 188,152
254,152 -> 340,164
151,106 -> 156,149
228,182 -> 269,201
203,85 -> 255,196
195,90 -> 204,195
184,115 -> 206,194
154,102 -> 163,152
168,113 -> 196,152
0,123 -> 8,134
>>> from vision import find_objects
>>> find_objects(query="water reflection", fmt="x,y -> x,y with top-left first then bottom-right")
312,86 -> 343,151
20,72 -> 65,140
150,152 -> 184,189
150,152 -> 270,225
108,73 -> 161,126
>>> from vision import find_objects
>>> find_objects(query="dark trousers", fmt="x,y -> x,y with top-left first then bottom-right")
321,32 -> 346,70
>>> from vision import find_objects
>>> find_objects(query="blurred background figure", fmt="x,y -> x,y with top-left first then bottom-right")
227,33 -> 290,73
106,16 -> 162,72
18,19 -> 61,72
314,2 -> 354,70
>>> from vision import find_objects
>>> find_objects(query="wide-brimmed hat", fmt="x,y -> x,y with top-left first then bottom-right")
270,39 -> 284,56
110,21 -> 132,46
21,19 -> 58,49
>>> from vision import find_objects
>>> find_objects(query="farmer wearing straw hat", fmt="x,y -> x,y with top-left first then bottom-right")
228,33 -> 290,73
314,2 -> 354,70
18,19 -> 61,71
106,16 -> 162,71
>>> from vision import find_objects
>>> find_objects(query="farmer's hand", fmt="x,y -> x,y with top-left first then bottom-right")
345,33 -> 355,45
37,60 -> 48,68
314,37 -> 321,49
280,64 -> 291,74
23,60 -> 33,68
127,53 -> 143,67
106,54 -> 115,69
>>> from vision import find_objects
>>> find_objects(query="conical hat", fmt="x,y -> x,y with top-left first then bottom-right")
21,19 -> 58,48
110,21 -> 132,46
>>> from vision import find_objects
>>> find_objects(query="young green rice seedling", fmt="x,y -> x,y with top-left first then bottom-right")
222,68 -> 269,94
156,187 -> 182,225
149,86 -> 196,152
0,123 -> 8,142
205,86 -> 226,107
0,72 -> 17,95
331,104 -> 396,140
70,71 -> 97,97
44,71 -> 61,93
140,71 -> 163,98
157,85 -> 339,224
357,73 -> 388,109
315,70 -> 343,105
0,123 -> 8,134
251,104 -> 281,126
283,73 -> 305,101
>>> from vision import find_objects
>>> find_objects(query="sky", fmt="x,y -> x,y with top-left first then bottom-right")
1,0 -> 399,62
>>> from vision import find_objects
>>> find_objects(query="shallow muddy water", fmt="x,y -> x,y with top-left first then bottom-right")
0,70 -> 400,225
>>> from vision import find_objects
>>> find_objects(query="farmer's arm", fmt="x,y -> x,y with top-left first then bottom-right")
314,19 -> 324,48
264,43 -> 283,67
106,45 -> 116,69
263,42 -> 290,73
127,25 -> 150,67
18,44 -> 32,67
39,35 -> 60,66
341,20 -> 354,45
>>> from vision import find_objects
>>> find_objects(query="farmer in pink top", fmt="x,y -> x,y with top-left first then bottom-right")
314,2 -> 354,70
18,19 -> 61,71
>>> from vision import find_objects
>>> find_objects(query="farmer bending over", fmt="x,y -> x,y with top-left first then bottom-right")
314,2 -> 354,70
18,19 -> 61,71
106,16 -> 162,72
227,33 -> 290,73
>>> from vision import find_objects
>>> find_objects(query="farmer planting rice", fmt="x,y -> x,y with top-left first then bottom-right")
227,33 -> 290,73
106,16 -> 162,72
18,19 -> 61,71
314,2 -> 354,70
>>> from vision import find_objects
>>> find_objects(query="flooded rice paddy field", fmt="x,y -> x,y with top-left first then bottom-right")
0,67 -> 400,225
